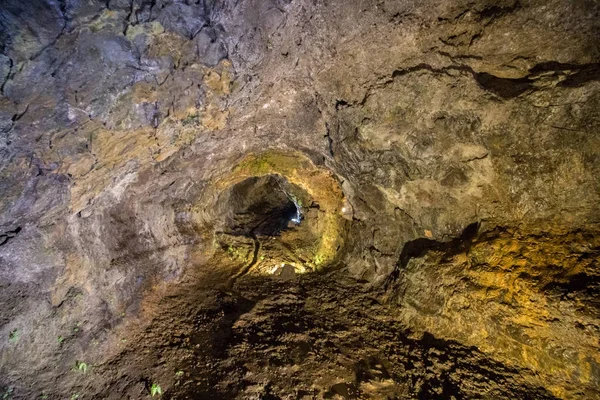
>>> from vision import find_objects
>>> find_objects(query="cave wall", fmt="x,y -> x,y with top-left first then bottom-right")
0,0 -> 599,398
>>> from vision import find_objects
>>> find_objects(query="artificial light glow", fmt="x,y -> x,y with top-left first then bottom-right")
267,263 -> 308,275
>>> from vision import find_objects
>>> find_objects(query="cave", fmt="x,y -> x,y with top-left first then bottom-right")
0,0 -> 599,399
224,175 -> 304,237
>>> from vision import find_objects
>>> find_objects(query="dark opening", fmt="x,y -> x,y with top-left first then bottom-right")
226,175 -> 303,237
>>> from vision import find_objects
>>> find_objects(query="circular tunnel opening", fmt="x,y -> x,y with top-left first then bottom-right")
225,174 -> 305,237
211,153 -> 347,272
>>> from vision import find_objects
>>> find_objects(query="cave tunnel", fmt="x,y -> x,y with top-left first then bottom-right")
0,0 -> 599,399
225,174 -> 304,237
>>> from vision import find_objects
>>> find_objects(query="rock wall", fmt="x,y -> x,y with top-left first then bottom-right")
0,0 -> 598,398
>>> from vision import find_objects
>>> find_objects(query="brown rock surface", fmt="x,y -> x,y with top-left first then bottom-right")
0,0 -> 599,398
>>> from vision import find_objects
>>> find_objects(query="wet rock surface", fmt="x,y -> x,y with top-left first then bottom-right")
0,0 -> 599,399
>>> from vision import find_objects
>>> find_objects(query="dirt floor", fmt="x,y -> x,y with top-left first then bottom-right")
65,236 -> 560,400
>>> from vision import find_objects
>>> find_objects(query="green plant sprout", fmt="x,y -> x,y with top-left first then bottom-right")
75,361 -> 88,373
8,329 -> 20,344
150,383 -> 162,397
2,387 -> 13,399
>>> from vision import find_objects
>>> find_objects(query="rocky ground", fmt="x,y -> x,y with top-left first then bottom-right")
0,0 -> 599,398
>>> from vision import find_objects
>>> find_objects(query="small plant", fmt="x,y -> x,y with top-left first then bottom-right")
1,387 -> 13,399
8,329 -> 20,344
150,382 -> 162,397
70,394 -> 80,400
74,361 -> 88,373
57,335 -> 65,345
175,370 -> 184,377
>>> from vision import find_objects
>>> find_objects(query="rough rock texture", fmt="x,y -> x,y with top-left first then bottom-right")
0,0 -> 599,399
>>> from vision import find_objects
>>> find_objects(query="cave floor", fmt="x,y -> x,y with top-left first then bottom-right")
82,254 -> 557,400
